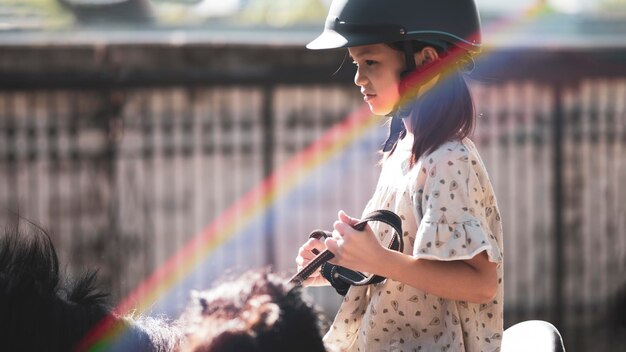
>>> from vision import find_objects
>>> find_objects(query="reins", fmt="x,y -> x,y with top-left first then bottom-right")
289,210 -> 404,295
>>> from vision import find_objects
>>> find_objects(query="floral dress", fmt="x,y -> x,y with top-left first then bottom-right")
323,136 -> 504,352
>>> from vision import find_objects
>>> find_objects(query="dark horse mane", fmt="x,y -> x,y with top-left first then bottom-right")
0,219 -> 180,352
178,270 -> 327,352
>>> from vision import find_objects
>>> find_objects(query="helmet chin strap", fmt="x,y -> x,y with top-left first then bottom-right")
382,41 -> 418,152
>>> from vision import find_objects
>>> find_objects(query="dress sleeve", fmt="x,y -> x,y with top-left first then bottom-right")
411,146 -> 503,263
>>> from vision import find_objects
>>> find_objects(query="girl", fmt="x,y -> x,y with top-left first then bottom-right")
296,0 -> 504,351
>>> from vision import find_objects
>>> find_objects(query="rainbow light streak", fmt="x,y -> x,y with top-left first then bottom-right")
79,2 -> 550,350
78,102 -> 378,351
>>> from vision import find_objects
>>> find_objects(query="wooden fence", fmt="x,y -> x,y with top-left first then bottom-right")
0,43 -> 625,351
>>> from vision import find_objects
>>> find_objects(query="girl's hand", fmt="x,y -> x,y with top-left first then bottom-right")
324,210 -> 386,274
296,238 -> 330,287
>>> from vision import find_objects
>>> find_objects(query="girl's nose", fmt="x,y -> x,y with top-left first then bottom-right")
354,66 -> 368,87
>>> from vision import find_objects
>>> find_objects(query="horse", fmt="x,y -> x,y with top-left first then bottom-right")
0,218 -> 181,352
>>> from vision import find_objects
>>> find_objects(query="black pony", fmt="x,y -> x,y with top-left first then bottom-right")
0,219 -> 180,352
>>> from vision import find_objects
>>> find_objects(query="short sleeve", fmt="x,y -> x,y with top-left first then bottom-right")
411,144 -> 503,263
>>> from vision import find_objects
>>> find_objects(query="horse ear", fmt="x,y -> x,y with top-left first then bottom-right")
0,221 -> 60,297
67,270 -> 109,306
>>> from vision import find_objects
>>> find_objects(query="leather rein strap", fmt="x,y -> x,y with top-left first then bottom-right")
289,209 -> 403,286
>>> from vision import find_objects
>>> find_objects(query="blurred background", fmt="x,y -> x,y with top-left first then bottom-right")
0,0 -> 625,351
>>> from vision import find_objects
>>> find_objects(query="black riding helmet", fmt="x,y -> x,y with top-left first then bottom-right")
307,0 -> 482,53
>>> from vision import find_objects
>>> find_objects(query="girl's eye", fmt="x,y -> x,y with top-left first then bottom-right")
352,60 -> 376,67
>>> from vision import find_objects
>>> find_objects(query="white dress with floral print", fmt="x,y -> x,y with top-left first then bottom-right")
323,136 -> 504,352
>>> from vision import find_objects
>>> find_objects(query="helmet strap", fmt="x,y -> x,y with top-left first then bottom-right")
382,41 -> 417,152
382,115 -> 406,153
401,40 -> 417,76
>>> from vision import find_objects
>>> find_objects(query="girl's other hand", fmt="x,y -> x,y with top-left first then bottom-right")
296,238 -> 330,287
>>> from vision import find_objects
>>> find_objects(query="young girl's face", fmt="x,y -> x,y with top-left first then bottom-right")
348,44 -> 405,116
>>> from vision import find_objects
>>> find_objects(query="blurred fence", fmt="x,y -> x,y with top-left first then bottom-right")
0,43 -> 625,351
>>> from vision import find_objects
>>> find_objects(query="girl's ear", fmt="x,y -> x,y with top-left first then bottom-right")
414,46 -> 440,66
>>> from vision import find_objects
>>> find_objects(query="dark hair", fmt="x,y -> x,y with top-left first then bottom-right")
388,41 -> 476,167
179,269 -> 327,352
0,218 -> 180,352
